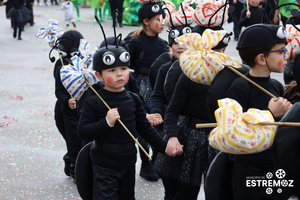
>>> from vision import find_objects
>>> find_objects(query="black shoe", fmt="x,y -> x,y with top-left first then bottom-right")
18,37 -> 22,40
119,23 -> 123,28
13,32 -> 16,38
140,164 -> 159,182
63,154 -> 71,176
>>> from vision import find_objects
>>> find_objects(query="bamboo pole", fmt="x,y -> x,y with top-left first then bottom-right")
224,65 -> 277,98
84,80 -> 152,161
196,121 -> 300,128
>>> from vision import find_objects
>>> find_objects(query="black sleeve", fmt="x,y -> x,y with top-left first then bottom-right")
149,52 -> 171,89
77,96 -> 111,140
150,63 -> 169,115
164,74 -> 189,139
54,61 -> 73,111
239,8 -> 248,27
164,60 -> 182,103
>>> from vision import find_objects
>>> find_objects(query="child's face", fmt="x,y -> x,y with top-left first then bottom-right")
249,0 -> 261,7
96,66 -> 130,92
145,15 -> 164,35
264,43 -> 287,73
171,42 -> 187,59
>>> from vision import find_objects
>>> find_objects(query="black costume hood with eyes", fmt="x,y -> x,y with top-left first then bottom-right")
138,1 -> 164,22
237,24 -> 288,50
93,45 -> 130,72
57,30 -> 84,58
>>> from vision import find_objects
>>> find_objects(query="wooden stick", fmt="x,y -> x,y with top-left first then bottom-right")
246,0 -> 249,12
224,65 -> 277,98
85,80 -> 152,161
196,122 -> 300,128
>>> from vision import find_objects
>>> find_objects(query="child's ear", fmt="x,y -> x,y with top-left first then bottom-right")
95,71 -> 103,81
255,53 -> 266,65
142,18 -> 149,26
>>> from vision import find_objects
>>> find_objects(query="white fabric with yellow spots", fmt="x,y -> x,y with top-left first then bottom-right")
209,98 -> 276,154
176,31 -> 241,85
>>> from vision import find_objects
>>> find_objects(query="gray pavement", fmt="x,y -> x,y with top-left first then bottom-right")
0,4 -> 284,200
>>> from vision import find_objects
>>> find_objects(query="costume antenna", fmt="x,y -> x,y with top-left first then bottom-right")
208,0 -> 229,28
163,7 -> 174,27
94,15 -> 108,49
179,3 -> 188,26
112,10 -> 122,48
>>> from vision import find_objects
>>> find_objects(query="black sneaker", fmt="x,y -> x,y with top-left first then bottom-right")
63,154 -> 71,176
139,164 -> 159,182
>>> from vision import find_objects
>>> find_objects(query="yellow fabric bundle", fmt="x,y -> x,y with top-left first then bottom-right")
209,98 -> 276,154
177,31 -> 241,85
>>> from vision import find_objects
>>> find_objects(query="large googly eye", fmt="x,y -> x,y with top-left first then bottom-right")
170,29 -> 180,38
59,51 -> 67,57
182,27 -> 192,35
161,4 -> 166,10
70,51 -> 79,57
119,52 -> 130,63
222,36 -> 230,45
152,4 -> 160,13
103,52 -> 115,65
222,32 -> 232,45
277,27 -> 289,39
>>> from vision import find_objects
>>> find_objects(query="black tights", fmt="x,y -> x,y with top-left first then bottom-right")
12,21 -> 23,39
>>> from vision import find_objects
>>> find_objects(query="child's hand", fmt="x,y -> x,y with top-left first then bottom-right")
146,113 -> 164,126
68,98 -> 77,109
165,137 -> 184,157
268,97 -> 292,117
246,11 -> 251,18
106,108 -> 120,126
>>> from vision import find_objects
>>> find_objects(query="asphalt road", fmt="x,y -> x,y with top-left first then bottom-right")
0,3 -> 284,200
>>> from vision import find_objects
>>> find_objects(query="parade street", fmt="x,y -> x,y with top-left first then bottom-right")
0,4 -> 283,200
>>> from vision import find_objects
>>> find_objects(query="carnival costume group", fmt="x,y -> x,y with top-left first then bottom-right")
36,0 -> 300,199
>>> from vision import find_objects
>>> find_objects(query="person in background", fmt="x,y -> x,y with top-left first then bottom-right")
26,0 -> 34,26
61,0 -> 76,28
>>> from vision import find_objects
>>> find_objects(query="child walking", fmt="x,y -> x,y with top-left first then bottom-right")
77,43 -> 183,199
125,1 -> 168,181
225,24 -> 292,200
61,0 -> 76,28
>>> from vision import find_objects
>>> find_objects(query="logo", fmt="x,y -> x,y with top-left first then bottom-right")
246,169 -> 294,195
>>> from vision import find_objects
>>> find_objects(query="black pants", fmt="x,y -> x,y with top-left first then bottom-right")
231,13 -> 241,39
162,176 -> 200,200
54,100 -> 82,175
92,165 -> 135,200
12,20 -> 23,38
109,0 -> 124,24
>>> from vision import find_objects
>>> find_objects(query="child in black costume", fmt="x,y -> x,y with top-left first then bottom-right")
11,0 -> 28,40
125,1 -> 168,182
274,54 -> 300,200
52,30 -> 83,181
77,41 -> 183,200
226,24 -> 292,200
239,0 -> 264,28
